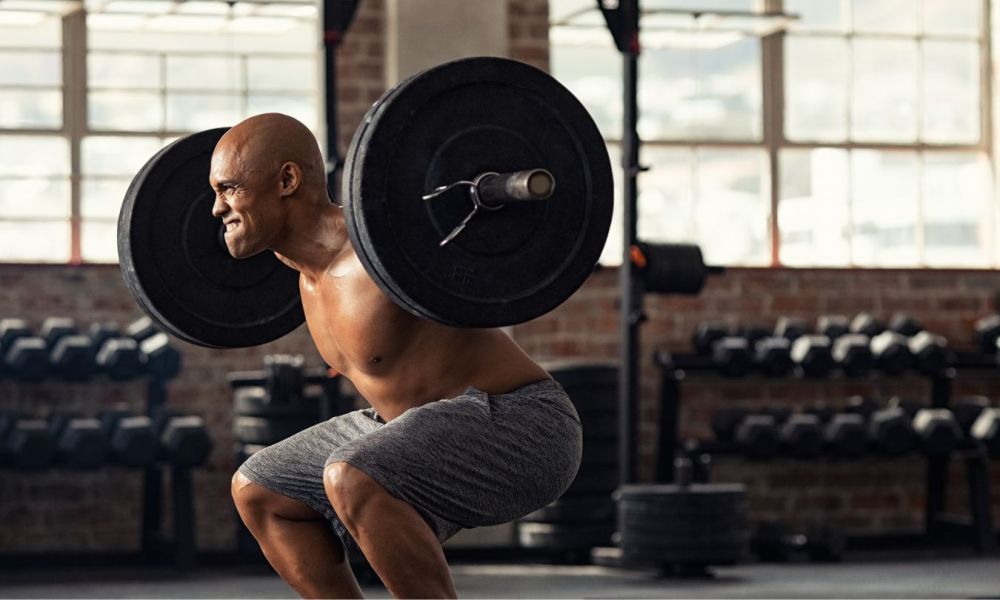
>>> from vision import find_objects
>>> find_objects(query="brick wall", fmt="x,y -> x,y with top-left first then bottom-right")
512,267 -> 1000,534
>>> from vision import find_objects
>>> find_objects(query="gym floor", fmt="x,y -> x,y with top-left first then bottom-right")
2,553 -> 998,598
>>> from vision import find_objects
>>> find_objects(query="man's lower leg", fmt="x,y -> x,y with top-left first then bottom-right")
233,472 -> 364,599
325,463 -> 457,599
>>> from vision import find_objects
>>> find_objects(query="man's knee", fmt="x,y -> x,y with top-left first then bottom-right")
232,470 -> 320,527
323,462 -> 382,527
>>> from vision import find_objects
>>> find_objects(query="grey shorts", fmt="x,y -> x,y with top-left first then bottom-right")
238,379 -> 582,556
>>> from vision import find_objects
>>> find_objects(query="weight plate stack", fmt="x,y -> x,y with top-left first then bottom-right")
516,361 -> 619,557
615,483 -> 750,568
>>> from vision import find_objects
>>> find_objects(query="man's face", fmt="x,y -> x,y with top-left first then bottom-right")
209,143 -> 282,259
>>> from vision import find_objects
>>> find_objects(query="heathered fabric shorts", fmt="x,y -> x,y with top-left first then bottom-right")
238,379 -> 582,556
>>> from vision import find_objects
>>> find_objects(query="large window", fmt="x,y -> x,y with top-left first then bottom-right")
551,0 -> 992,268
0,0 -> 320,263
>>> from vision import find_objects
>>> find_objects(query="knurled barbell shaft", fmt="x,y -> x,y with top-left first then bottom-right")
477,169 -> 555,207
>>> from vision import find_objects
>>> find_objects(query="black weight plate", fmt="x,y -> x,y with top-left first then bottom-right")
118,128 -> 304,348
233,387 -> 321,418
620,537 -> 748,564
233,415 -> 316,445
343,57 -> 613,327
521,495 -> 614,523
616,483 -> 747,499
517,522 -> 614,549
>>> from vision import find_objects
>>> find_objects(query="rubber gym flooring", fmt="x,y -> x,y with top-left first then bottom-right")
2,553 -> 998,598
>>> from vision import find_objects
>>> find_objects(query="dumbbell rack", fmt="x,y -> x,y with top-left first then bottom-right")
1,370 -> 199,569
653,351 -> 996,555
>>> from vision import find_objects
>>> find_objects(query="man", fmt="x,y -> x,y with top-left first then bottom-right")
214,113 -> 582,599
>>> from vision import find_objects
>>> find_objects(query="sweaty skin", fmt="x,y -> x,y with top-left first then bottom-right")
210,113 -> 549,421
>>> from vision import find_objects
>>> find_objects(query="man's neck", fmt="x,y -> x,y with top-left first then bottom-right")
271,198 -> 350,282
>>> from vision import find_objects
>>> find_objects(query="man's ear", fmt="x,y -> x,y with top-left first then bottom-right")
279,162 -> 302,197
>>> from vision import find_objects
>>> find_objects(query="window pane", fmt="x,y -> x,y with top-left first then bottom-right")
786,0 -> 849,32
166,56 -> 240,91
83,136 -> 163,176
551,44 -> 621,139
851,150 -> 919,266
89,91 -> 163,130
0,221 -> 70,262
82,178 -> 131,220
0,89 -> 61,128
852,0 -> 918,34
923,0 -> 980,36
81,221 -> 119,263
695,149 -> 769,265
638,147 -> 694,244
785,37 -> 848,142
88,53 -> 161,89
0,50 -> 60,85
0,136 -> 69,176
922,152 -> 991,267
0,178 -> 70,218
247,57 -> 316,92
779,149 -> 849,266
0,18 -> 60,49
246,95 -> 316,130
166,93 -> 242,130
852,39 -> 917,142
640,38 -> 762,141
922,41 -> 979,144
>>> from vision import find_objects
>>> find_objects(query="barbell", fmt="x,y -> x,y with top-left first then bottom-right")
117,57 -> 614,348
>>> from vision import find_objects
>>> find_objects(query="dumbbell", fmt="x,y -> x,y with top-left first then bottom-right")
849,312 -> 884,338
752,520 -> 846,563
870,331 -> 913,375
889,398 -> 962,457
974,314 -> 1000,354
825,413 -> 868,458
126,316 -> 159,342
99,409 -> 158,467
778,413 -> 823,459
831,334 -> 873,377
153,409 -> 213,466
0,319 -> 32,377
690,324 -> 753,376
1,413 -> 56,468
845,396 -> 914,456
87,322 -> 142,381
48,411 -> 109,468
816,315 -> 849,340
43,317 -> 101,381
971,408 -> 1000,456
4,329 -> 49,381
754,337 -> 794,377
774,316 -> 809,343
710,408 -> 780,458
141,333 -> 182,380
735,414 -> 780,459
907,331 -> 954,376
790,335 -> 834,378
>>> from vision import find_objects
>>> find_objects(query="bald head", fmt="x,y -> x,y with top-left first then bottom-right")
213,112 -> 327,195
209,113 -> 331,259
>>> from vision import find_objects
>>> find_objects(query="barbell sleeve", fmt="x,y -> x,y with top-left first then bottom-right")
477,169 -> 555,207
